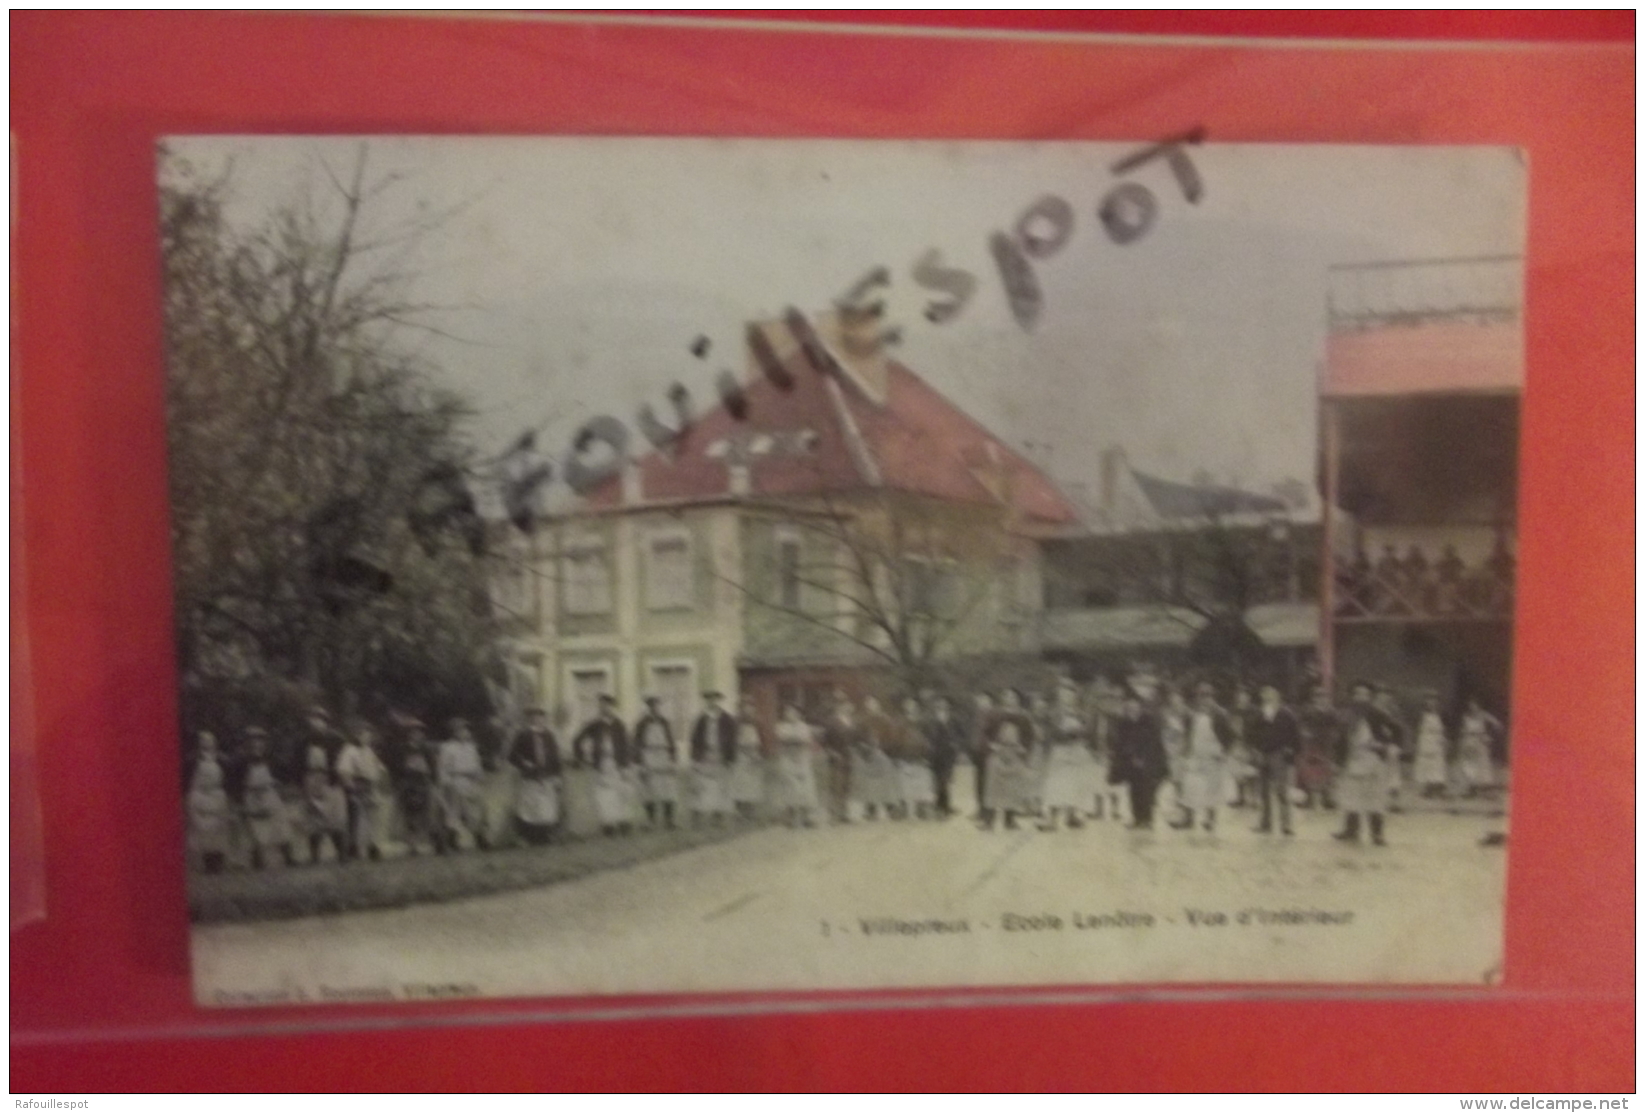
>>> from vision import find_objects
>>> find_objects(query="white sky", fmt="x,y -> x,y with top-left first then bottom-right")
165,136 -> 1525,505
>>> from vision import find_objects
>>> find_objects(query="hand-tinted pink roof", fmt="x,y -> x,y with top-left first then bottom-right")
584,317 -> 1077,526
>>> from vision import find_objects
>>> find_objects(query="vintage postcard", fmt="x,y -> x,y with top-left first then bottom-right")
165,136 -> 1524,1005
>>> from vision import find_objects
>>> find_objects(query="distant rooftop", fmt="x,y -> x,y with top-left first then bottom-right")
1130,469 -> 1289,520
1327,255 -> 1522,333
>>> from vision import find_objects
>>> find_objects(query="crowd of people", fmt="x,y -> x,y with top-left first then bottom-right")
184,673 -> 1509,874
1337,536 -> 1515,618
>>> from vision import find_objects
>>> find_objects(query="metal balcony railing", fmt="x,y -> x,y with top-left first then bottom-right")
1333,554 -> 1514,621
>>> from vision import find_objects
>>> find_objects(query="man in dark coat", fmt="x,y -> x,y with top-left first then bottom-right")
573,694 -> 635,836
688,690 -> 738,825
1334,681 -> 1404,846
921,694 -> 964,819
396,719 -> 441,854
689,691 -> 738,764
1297,687 -> 1341,809
572,695 -> 630,767
819,691 -> 862,823
633,695 -> 681,828
1246,683 -> 1301,836
1109,692 -> 1168,829
508,707 -> 563,845
968,691 -> 999,826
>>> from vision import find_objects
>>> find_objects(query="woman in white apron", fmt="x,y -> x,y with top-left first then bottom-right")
895,697 -> 936,820
437,718 -> 489,851
240,727 -> 296,869
773,704 -> 821,827
1039,695 -> 1096,831
335,723 -> 392,861
688,694 -> 736,825
590,747 -> 635,835
1455,700 -> 1501,796
1172,684 -> 1231,833
1334,682 -> 1400,845
983,718 -> 1035,829
728,698 -> 768,820
589,735 -> 636,837
478,718 -> 523,850
853,696 -> 902,820
508,708 -> 564,845
1412,693 -> 1451,798
397,727 -> 440,855
303,738 -> 350,863
1224,687 -> 1259,809
1086,679 -> 1127,822
187,732 -> 233,873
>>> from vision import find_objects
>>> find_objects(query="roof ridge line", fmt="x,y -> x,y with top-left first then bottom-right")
822,373 -> 883,487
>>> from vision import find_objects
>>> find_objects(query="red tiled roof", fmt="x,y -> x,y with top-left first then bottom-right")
585,315 -> 1077,526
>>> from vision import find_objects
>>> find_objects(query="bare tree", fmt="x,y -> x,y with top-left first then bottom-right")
162,143 -> 501,738
1071,501 -> 1313,674
726,486 -> 1024,692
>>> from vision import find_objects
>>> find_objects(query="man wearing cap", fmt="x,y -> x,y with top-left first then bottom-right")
820,691 -> 862,824
920,694 -> 964,820
688,690 -> 737,826
633,695 -> 681,829
1170,682 -> 1233,833
1246,684 -> 1300,836
509,707 -> 564,845
573,694 -> 635,837
1109,692 -> 1168,829
1334,681 -> 1402,846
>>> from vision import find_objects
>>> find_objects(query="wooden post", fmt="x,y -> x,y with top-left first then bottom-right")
1319,401 -> 1341,696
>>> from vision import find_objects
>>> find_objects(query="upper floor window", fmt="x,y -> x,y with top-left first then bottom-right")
562,534 -> 613,616
646,529 -> 694,611
907,554 -> 960,617
775,528 -> 803,610
1012,552 -> 1042,612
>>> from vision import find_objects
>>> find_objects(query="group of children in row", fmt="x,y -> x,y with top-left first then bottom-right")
184,674 -> 1507,871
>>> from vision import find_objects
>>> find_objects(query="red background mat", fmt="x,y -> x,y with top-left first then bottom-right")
10,10 -> 1634,1092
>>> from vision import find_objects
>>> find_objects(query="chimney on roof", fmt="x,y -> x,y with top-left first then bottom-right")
1099,446 -> 1128,512
817,310 -> 890,405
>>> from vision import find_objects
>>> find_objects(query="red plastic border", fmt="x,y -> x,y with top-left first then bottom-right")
10,10 -> 1634,1092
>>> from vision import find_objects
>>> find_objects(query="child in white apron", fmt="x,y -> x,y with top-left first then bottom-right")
437,718 -> 489,851
773,704 -> 821,827
728,698 -> 767,821
240,727 -> 296,869
1412,694 -> 1450,798
187,732 -> 233,873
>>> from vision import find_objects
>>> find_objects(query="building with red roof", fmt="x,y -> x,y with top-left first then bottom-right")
493,310 -> 1080,735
